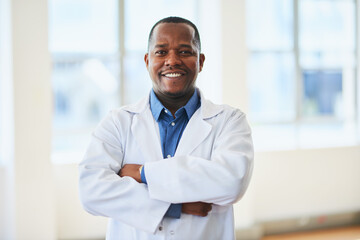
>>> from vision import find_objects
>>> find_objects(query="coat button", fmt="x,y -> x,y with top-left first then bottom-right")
158,226 -> 163,231
171,122 -> 175,126
170,230 -> 175,235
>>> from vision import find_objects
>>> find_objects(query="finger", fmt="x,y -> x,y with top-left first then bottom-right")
201,203 -> 210,211
201,211 -> 208,217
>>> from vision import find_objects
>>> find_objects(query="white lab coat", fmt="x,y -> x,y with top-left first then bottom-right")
79,91 -> 254,240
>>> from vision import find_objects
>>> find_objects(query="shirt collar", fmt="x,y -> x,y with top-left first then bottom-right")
183,88 -> 200,119
150,90 -> 164,121
150,89 -> 200,121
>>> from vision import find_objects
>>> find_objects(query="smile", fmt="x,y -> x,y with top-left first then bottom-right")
164,73 -> 183,77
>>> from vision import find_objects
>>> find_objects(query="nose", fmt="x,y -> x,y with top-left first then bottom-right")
165,51 -> 181,66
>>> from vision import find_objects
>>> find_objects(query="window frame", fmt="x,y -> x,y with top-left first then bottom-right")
248,0 -> 359,125
247,0 -> 360,151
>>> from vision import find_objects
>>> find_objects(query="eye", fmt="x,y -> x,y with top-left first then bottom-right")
180,50 -> 192,55
155,50 -> 167,55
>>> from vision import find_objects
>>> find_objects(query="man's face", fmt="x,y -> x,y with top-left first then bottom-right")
144,23 -> 205,97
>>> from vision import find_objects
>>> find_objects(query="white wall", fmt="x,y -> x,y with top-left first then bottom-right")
252,146 -> 360,221
0,168 -> 9,238
220,0 -> 249,112
54,164 -> 107,239
0,0 -> 56,239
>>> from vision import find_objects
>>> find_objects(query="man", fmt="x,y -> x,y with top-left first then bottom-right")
79,16 -> 253,240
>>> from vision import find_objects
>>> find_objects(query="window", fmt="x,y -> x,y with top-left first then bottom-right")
246,0 -> 359,150
299,0 -> 356,120
247,0 -> 295,123
49,0 -> 198,163
0,1 -> 3,164
0,59 -> 2,164
0,0 -> 12,165
49,0 -> 120,162
0,69 -> 2,165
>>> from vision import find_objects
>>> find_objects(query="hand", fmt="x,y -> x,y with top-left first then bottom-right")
119,164 -> 142,183
181,202 -> 212,217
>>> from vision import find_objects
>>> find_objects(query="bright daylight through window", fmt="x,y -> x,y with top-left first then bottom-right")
0,80 -> 2,165
49,0 -> 120,162
246,0 -> 359,150
49,0 -> 197,163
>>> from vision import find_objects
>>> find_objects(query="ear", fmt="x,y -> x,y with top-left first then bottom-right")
144,53 -> 149,69
199,53 -> 205,72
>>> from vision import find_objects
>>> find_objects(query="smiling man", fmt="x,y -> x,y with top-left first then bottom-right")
79,17 -> 254,240
145,21 -> 205,108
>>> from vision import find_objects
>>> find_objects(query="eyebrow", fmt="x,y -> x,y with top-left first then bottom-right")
153,44 -> 193,49
179,44 -> 193,48
154,44 -> 168,48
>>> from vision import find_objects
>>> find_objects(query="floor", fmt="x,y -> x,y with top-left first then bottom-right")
262,225 -> 360,240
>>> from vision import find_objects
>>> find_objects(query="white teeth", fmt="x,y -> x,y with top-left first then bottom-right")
164,73 -> 182,77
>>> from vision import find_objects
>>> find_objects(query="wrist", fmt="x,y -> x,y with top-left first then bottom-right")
139,165 -> 143,183
140,165 -> 147,184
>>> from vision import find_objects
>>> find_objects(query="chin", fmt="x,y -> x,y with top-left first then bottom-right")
155,85 -> 195,98
163,90 -> 185,98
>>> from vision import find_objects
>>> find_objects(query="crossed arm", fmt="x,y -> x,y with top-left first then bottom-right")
79,109 -> 253,233
119,164 -> 212,217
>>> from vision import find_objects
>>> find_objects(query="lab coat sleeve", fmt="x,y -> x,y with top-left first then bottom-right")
78,111 -> 170,233
144,109 -> 254,206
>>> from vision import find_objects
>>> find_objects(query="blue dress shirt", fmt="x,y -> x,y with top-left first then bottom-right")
141,89 -> 200,218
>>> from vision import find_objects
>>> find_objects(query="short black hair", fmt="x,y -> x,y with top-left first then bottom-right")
147,16 -> 201,52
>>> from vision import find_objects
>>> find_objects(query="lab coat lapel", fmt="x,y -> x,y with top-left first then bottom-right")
175,109 -> 212,156
127,90 -> 222,160
130,100 -> 163,162
175,92 -> 224,156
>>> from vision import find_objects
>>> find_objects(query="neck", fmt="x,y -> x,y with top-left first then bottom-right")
154,89 -> 195,116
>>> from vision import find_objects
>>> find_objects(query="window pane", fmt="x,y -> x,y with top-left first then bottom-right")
302,70 -> 343,117
0,85 -> 2,164
300,51 -> 355,69
246,0 -> 293,51
49,0 -> 121,156
299,0 -> 355,52
299,0 -> 356,120
49,0 -> 118,53
248,53 -> 296,122
299,0 -> 356,68
123,52 -> 152,104
51,55 -> 120,153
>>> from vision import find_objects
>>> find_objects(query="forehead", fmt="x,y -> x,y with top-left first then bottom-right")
150,23 -> 196,47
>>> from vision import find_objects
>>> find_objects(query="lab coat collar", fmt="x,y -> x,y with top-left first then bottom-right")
122,88 -> 224,120
122,88 -> 224,160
